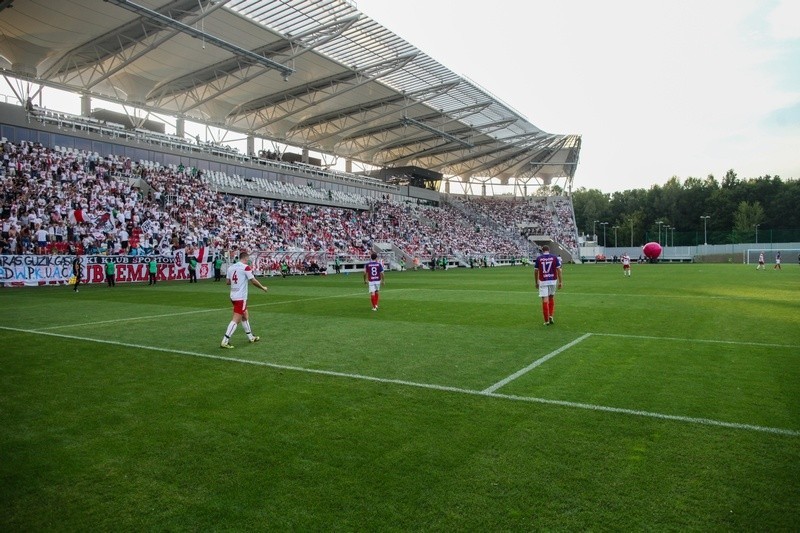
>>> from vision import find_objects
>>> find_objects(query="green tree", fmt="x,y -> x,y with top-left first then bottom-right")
619,210 -> 646,247
771,178 -> 800,228
571,188 -> 610,236
721,169 -> 738,188
733,201 -> 765,238
567,170 -> 797,246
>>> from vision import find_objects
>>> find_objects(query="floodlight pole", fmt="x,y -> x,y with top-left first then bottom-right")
600,222 -> 608,247
612,225 -> 619,248
656,221 -> 664,245
593,220 -> 599,243
701,215 -> 710,246
755,224 -> 760,244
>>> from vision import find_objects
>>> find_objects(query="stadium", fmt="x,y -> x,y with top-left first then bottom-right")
1,1 -> 798,530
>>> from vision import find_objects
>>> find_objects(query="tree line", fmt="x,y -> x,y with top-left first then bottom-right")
570,170 -> 800,247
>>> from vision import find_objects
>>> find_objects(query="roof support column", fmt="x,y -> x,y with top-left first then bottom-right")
302,147 -> 309,164
345,159 -> 352,173
176,118 -> 185,137
246,135 -> 255,156
81,93 -> 91,117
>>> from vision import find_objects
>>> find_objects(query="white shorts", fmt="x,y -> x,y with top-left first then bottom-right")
538,283 -> 557,298
368,281 -> 381,294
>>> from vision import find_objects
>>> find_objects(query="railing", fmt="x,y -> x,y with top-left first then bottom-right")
26,104 -> 400,192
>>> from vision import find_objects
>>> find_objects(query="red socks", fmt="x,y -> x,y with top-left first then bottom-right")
371,293 -> 379,307
542,297 -> 555,322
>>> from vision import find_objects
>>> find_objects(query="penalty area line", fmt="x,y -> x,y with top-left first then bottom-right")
591,332 -> 800,349
2,326 -> 798,438
482,333 -> 593,394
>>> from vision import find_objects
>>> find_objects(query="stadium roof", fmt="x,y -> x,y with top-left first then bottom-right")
0,0 -> 580,186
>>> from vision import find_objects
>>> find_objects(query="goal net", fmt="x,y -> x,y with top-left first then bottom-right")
744,249 -> 799,265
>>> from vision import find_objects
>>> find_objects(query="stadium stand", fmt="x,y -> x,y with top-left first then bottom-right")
0,0 -> 582,278
1,138 -> 574,269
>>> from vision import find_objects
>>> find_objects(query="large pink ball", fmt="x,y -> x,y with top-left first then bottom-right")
643,242 -> 662,259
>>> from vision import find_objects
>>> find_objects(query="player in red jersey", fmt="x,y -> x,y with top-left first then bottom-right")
363,252 -> 385,311
534,245 -> 563,325
220,251 -> 268,349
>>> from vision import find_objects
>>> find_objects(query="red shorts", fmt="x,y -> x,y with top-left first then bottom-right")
231,299 -> 247,315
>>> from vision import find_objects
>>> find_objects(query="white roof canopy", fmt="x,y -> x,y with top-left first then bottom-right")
0,0 -> 580,185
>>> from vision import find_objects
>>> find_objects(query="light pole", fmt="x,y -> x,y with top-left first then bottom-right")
612,225 -> 619,248
600,222 -> 608,247
656,221 -> 664,245
755,224 -> 760,244
593,220 -> 599,242
670,226 -> 675,247
700,215 -> 710,245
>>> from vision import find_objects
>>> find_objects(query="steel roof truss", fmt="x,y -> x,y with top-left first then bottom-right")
87,0 -> 233,90
106,0 -> 293,77
42,0 -> 203,81
305,81 -> 460,144
428,133 -> 550,173
240,52 -> 417,134
458,138 -> 560,177
149,15 -> 361,113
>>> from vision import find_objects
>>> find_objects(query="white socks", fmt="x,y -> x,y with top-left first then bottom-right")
242,320 -> 255,341
222,321 -> 237,344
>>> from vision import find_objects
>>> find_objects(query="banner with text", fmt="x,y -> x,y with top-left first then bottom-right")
1,255 -> 213,287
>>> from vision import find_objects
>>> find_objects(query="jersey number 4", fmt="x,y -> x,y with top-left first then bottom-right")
231,272 -> 239,283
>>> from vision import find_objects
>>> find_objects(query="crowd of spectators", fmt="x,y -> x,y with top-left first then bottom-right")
1,139 -> 147,256
452,196 -> 579,257
0,139 -> 576,264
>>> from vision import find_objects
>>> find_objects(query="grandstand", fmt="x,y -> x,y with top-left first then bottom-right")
0,0 -> 582,281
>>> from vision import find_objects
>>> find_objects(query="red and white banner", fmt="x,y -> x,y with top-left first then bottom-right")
0,255 -> 214,287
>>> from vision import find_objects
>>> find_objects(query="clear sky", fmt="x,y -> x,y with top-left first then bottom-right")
357,0 -> 800,193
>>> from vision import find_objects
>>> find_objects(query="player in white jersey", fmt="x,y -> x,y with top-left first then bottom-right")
220,251 -> 268,349
756,252 -> 765,270
621,253 -> 631,276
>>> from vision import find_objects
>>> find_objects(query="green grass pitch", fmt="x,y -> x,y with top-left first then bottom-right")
1,263 -> 799,530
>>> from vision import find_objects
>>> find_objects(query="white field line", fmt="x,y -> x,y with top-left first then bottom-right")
38,291 -> 368,331
562,291 -> 773,301
482,333 -> 593,394
2,326 -> 797,438
414,287 -> 773,302
592,332 -> 800,349
491,393 -> 800,437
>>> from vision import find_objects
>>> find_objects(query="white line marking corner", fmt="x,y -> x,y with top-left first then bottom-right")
482,333 -> 593,394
